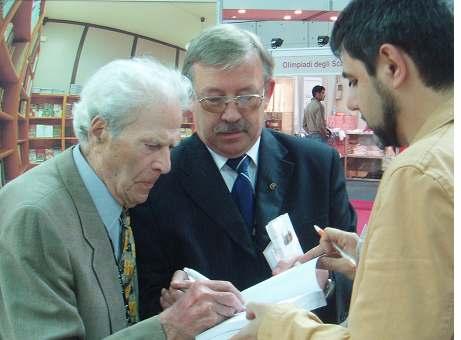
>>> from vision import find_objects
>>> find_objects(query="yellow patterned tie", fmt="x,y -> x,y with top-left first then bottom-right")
120,209 -> 139,325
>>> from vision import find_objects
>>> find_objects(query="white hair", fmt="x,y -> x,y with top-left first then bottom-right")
73,57 -> 194,146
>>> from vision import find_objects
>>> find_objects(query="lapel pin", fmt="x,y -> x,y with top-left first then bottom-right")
269,182 -> 277,191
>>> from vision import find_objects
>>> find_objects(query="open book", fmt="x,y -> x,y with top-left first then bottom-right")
196,257 -> 326,340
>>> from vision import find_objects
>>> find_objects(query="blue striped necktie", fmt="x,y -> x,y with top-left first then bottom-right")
226,154 -> 254,232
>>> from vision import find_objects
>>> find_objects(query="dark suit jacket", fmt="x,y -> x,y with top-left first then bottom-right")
132,129 -> 356,321
0,148 -> 165,340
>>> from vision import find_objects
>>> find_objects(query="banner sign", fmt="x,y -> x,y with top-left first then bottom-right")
270,48 -> 343,75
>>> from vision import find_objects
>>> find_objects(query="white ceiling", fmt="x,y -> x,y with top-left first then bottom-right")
44,1 -> 217,48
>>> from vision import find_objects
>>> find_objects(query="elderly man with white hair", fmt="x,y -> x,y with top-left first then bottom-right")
0,57 -> 244,340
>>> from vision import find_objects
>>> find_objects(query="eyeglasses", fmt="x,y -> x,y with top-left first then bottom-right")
198,93 -> 265,114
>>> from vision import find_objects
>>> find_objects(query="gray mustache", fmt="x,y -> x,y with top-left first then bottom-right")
214,121 -> 249,133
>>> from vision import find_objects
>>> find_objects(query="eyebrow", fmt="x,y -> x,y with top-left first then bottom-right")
342,71 -> 353,79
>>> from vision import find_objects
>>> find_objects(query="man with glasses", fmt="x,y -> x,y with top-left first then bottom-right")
131,24 -> 356,323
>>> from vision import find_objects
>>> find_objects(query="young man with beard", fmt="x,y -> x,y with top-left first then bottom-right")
233,0 -> 453,339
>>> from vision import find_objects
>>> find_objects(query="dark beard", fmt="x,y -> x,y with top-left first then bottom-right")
370,79 -> 400,147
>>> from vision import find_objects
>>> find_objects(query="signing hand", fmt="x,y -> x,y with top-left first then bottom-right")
160,270 -> 188,310
160,280 -> 245,339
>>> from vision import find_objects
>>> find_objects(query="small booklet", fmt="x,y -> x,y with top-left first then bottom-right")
196,257 -> 326,340
263,213 -> 304,270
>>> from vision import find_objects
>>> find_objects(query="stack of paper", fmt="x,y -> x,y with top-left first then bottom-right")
196,258 -> 325,340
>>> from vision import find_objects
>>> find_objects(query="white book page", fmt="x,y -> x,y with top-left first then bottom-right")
196,258 -> 325,340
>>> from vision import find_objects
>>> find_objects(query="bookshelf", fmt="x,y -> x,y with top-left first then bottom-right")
0,0 -> 45,184
343,131 -> 384,181
28,93 -> 79,165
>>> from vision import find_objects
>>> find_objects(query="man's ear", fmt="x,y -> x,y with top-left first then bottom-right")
377,43 -> 408,89
264,79 -> 276,105
89,116 -> 108,143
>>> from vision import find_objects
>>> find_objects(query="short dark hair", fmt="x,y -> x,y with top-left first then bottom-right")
330,0 -> 453,90
312,85 -> 325,97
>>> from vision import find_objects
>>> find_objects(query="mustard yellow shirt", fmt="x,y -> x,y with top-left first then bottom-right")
258,97 -> 454,340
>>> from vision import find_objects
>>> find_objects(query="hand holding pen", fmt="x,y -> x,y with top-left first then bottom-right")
160,268 -> 210,309
299,225 -> 360,280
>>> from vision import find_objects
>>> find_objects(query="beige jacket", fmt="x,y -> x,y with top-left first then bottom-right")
303,98 -> 327,136
257,98 -> 454,340
0,148 -> 165,340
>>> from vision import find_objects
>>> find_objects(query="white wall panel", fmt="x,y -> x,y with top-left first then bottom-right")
135,39 -> 177,67
32,22 -> 84,92
75,27 -> 133,86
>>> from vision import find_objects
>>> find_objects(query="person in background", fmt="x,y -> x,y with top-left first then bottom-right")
233,0 -> 453,339
0,57 -> 244,340
132,24 -> 356,325
303,85 -> 329,142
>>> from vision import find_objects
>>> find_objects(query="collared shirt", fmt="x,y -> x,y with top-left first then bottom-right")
73,145 -> 123,259
255,95 -> 454,340
207,136 -> 260,192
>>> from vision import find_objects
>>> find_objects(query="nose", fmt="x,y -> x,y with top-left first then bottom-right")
220,100 -> 242,122
346,90 -> 360,111
153,146 -> 171,174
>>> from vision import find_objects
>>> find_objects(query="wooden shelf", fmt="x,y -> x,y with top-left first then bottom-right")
0,41 -> 19,83
31,93 -> 65,99
29,137 -> 62,141
0,111 -> 13,121
29,117 -> 62,121
11,1 -> 33,42
0,148 -> 15,159
0,2 -> 22,37
0,1 -> 46,181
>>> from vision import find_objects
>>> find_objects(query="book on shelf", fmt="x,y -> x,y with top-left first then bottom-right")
65,102 -> 75,118
18,100 -> 28,117
31,53 -> 40,74
17,144 -> 22,164
29,124 -> 61,138
29,148 -> 61,163
180,127 -> 193,139
30,103 -> 63,118
3,22 -> 13,43
65,126 -> 75,138
69,84 -> 82,96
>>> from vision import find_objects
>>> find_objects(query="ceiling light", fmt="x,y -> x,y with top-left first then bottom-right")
238,9 -> 246,14
330,16 -> 338,21
294,10 -> 302,15
283,15 -> 292,20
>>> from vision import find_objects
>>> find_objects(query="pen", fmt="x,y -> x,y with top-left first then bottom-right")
313,225 -> 357,267
183,267 -> 210,281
